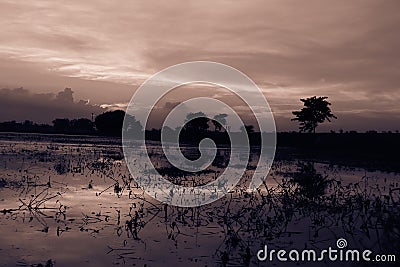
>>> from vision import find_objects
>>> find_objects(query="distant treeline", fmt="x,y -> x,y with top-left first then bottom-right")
0,110 -> 398,138
0,118 -> 97,135
1,109 -> 399,171
0,110 -> 138,136
0,109 -> 398,139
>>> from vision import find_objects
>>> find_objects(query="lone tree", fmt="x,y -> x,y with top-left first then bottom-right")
212,113 -> 228,132
292,96 -> 337,133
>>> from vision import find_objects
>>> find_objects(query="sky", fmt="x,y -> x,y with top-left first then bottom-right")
0,0 -> 399,131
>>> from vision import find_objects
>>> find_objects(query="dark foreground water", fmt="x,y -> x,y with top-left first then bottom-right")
0,133 -> 399,266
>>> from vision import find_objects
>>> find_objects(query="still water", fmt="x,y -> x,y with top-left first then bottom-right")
0,133 -> 399,266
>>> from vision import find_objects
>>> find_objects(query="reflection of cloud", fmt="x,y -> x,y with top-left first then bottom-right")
0,87 -> 104,123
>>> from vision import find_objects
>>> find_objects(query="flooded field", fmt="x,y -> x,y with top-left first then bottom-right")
0,133 -> 399,266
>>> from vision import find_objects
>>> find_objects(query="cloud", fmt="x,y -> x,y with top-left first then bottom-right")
0,87 -> 104,123
0,0 -> 399,130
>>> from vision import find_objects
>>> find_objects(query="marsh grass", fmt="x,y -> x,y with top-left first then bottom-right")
0,138 -> 399,266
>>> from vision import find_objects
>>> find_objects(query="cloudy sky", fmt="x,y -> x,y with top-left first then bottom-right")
0,0 -> 399,131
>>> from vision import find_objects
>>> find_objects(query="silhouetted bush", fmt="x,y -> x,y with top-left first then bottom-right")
95,110 -> 125,136
95,110 -> 142,137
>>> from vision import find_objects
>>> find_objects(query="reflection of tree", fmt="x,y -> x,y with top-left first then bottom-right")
291,161 -> 331,199
2,143 -> 399,266
102,159 -> 399,265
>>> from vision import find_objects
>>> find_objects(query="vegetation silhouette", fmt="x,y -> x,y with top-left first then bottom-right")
94,110 -> 143,137
212,113 -> 228,132
94,110 -> 125,136
1,135 -> 399,266
291,161 -> 331,200
1,104 -> 400,171
292,96 -> 337,133
180,112 -> 210,141
2,95 -> 400,265
53,118 -> 94,134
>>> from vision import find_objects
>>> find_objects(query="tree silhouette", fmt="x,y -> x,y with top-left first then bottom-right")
70,118 -> 94,134
95,110 -> 142,137
240,125 -> 254,134
292,96 -> 337,133
52,118 -> 70,132
183,112 -> 210,134
124,114 -> 143,139
212,113 -> 228,132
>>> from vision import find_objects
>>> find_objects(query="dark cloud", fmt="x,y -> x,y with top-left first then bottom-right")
56,87 -> 74,103
0,87 -> 104,123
